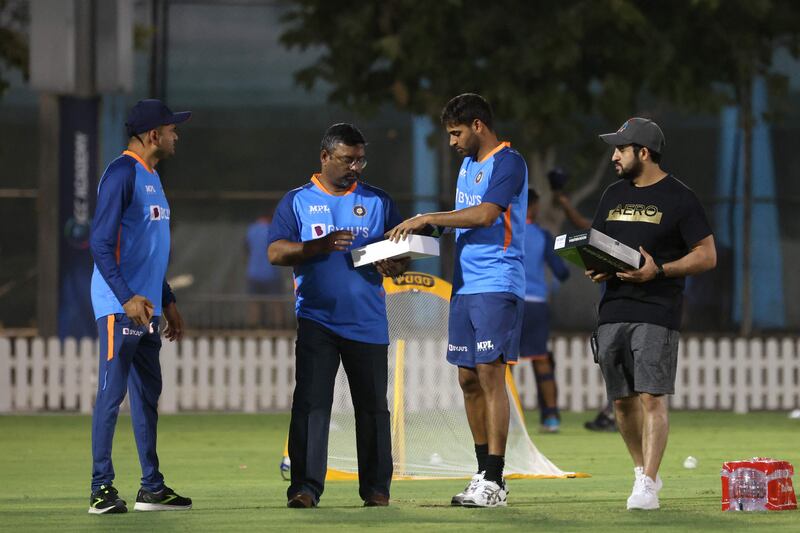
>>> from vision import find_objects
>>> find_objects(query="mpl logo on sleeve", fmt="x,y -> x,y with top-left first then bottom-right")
145,184 -> 157,194
309,205 -> 331,214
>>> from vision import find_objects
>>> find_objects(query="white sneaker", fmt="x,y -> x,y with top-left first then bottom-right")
634,466 -> 663,493
627,475 -> 660,510
461,478 -> 507,508
451,472 -> 484,506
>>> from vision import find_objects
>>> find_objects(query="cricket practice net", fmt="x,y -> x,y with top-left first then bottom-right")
324,272 -> 581,480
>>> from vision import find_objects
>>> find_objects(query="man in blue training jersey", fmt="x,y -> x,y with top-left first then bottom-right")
551,178 -> 619,433
245,212 -> 286,327
88,99 -> 192,514
388,93 -> 528,507
268,123 -> 409,509
519,189 -> 569,433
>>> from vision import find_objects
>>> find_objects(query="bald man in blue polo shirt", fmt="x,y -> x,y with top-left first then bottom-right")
88,99 -> 192,514
269,123 -> 409,509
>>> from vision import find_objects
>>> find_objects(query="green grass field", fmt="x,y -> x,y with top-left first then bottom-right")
0,411 -> 797,532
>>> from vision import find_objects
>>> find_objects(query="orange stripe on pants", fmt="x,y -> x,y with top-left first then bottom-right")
106,315 -> 115,361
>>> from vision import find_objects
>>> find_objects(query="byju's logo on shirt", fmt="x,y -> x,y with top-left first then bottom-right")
309,205 -> 331,214
311,223 -> 327,238
456,188 -> 482,207
448,344 -> 468,352
149,205 -> 170,221
476,340 -> 495,352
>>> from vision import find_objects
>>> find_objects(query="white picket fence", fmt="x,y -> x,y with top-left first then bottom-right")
1,335 -> 799,414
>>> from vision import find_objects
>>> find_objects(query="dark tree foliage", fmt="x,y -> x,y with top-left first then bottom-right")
0,0 -> 28,99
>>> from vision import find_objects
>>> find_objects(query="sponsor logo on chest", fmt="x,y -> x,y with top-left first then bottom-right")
456,187 -> 482,207
309,223 -> 371,238
309,204 -> 331,214
149,205 -> 170,221
311,223 -> 327,238
607,204 -> 662,224
122,327 -> 144,337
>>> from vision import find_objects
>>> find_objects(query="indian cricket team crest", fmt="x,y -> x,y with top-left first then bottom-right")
353,205 -> 367,217
475,171 -> 484,184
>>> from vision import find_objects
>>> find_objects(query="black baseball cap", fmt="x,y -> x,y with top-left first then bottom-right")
599,117 -> 665,154
125,99 -> 191,137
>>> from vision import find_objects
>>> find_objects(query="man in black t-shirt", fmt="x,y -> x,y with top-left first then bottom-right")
587,118 -> 717,511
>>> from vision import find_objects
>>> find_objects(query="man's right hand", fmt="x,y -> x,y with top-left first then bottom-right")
585,269 -> 613,283
123,295 -> 154,326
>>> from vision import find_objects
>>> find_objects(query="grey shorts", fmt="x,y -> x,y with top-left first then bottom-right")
596,322 -> 680,401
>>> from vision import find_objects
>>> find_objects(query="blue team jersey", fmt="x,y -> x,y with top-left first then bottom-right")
523,222 -> 570,301
453,143 -> 528,299
90,151 -> 174,320
246,219 -> 280,282
268,175 -> 402,344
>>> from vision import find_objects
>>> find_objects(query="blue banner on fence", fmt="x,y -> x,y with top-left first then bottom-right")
58,96 -> 99,339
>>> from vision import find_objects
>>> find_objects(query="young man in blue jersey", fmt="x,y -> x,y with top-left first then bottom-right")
520,190 -> 570,433
268,123 -> 409,509
387,94 -> 528,507
88,99 -> 192,514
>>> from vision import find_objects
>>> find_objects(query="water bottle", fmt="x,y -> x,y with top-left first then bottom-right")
730,468 -> 768,511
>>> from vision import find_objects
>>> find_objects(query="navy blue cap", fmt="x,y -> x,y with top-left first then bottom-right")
547,167 -> 570,191
125,99 -> 191,136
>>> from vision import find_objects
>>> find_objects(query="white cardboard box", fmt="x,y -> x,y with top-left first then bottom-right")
351,235 -> 440,268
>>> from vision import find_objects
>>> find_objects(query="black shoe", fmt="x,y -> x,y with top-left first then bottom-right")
584,412 -> 617,432
88,484 -> 127,514
133,486 -> 192,511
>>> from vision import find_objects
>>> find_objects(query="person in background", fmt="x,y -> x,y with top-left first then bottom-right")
520,189 -> 569,433
548,167 -> 617,432
245,212 -> 286,328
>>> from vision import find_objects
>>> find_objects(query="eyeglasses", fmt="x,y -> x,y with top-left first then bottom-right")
330,154 -> 368,170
